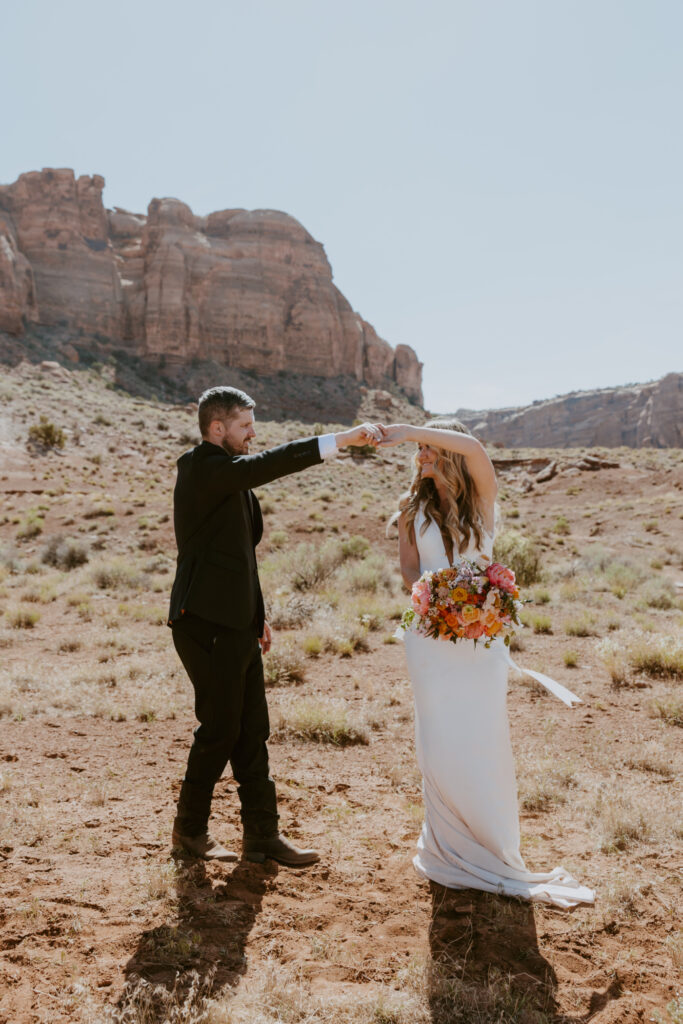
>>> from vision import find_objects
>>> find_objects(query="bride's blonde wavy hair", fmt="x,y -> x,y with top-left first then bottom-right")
390,418 -> 484,562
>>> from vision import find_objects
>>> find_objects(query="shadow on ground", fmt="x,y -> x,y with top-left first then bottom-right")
119,856 -> 273,1014
427,884 -> 560,1021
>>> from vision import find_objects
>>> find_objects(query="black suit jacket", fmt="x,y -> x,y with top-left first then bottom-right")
168,437 -> 322,631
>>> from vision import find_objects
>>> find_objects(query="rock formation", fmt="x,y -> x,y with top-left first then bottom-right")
0,169 -> 423,403
455,373 -> 682,448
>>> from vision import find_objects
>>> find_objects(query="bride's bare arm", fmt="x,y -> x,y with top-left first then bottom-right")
398,512 -> 421,590
380,423 -> 497,506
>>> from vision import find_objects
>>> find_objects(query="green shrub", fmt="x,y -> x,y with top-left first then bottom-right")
340,535 -> 371,560
28,416 -> 65,450
553,515 -> 571,535
16,511 -> 44,540
493,531 -> 542,586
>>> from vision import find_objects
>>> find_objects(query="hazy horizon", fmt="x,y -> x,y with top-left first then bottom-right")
3,0 -> 681,412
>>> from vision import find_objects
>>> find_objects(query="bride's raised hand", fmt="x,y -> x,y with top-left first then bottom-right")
376,423 -> 413,447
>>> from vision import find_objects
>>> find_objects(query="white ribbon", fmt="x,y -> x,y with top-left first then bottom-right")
395,625 -> 584,708
504,649 -> 583,707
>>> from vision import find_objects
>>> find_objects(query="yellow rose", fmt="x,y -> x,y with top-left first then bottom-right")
450,587 -> 468,602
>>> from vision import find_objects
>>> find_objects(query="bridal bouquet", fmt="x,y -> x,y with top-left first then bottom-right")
399,560 -> 522,647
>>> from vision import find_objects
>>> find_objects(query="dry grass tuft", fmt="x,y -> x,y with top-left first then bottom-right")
591,785 -> 652,853
624,742 -> 675,778
263,640 -> 306,686
274,699 -> 370,746
650,693 -> 683,727
519,759 -> 577,812
599,632 -> 683,686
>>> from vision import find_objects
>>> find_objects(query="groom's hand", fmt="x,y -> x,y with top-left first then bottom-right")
259,619 -> 273,654
333,422 -> 383,449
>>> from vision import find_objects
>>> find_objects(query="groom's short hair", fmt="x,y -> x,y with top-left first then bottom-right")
198,386 -> 255,437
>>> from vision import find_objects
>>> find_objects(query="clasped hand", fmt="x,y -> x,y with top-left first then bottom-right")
338,422 -> 410,449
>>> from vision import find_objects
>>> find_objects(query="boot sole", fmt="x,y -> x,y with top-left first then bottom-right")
244,851 -> 319,866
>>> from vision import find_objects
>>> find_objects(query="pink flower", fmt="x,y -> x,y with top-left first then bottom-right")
464,622 -> 485,639
411,580 -> 431,616
485,562 -> 517,593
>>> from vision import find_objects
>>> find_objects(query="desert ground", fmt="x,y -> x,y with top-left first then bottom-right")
1,360 -> 682,1024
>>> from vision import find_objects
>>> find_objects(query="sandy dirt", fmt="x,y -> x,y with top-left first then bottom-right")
0,361 -> 681,1022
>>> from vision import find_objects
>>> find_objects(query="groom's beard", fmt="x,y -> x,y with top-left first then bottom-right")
221,438 -> 250,456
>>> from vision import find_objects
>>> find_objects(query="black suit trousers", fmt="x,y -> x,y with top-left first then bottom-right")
171,613 -> 278,837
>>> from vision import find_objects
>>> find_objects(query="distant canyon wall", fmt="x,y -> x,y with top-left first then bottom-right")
0,168 -> 423,403
455,373 -> 682,449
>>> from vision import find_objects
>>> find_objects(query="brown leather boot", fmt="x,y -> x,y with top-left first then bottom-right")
242,833 -> 320,866
172,829 -> 238,861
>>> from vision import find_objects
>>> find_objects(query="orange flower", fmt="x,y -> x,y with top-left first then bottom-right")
450,587 -> 468,602
461,604 -> 480,624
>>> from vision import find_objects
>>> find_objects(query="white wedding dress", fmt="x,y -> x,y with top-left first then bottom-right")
403,505 -> 594,908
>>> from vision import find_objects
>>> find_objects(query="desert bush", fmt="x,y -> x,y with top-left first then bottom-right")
337,553 -> 392,594
564,650 -> 578,668
553,515 -> 571,535
624,743 -> 674,778
0,545 -> 22,573
274,699 -> 369,746
301,634 -> 323,658
16,510 -> 44,540
41,534 -> 89,570
263,640 -> 306,686
325,623 -> 370,657
641,579 -> 676,610
492,530 -> 542,586
91,560 -> 143,591
282,540 -> 346,591
592,785 -> 651,852
6,606 -> 40,629
28,416 -> 65,450
602,559 -> 645,599
564,614 -> 599,637
268,593 -> 322,630
340,534 -> 371,559
650,694 -> 683,727
599,632 -> 683,685
520,611 -> 552,634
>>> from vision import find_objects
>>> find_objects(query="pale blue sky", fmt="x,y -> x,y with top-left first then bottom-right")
3,0 -> 681,411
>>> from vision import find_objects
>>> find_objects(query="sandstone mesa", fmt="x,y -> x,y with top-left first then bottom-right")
455,373 -> 682,449
0,168 -> 423,404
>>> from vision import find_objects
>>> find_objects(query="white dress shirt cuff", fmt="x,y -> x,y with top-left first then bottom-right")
317,433 -> 339,460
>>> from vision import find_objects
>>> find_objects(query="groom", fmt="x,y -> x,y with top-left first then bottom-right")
168,385 -> 381,865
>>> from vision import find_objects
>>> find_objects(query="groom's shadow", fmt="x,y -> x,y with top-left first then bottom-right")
427,884 -> 559,1021
121,855 -> 273,1008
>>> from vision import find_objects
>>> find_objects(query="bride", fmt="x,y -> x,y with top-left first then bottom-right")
381,418 -> 594,908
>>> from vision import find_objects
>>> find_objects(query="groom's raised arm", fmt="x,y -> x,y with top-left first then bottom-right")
199,424 -> 381,496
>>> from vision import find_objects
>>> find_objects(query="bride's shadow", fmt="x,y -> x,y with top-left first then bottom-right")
427,884 -> 559,1021
120,855 -> 272,1008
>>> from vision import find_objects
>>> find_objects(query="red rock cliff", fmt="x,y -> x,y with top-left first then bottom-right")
0,169 -> 422,403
